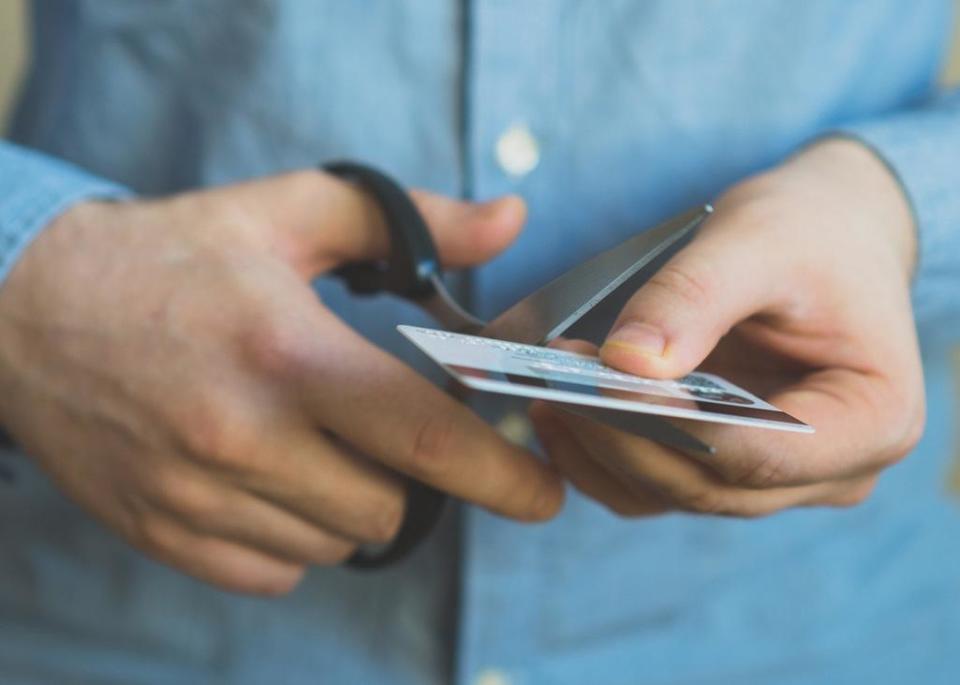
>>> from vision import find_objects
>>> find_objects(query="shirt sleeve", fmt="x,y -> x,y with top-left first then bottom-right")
0,141 -> 130,286
835,88 -> 960,344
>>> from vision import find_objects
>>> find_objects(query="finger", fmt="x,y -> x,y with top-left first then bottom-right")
687,367 -> 923,488
410,189 -> 526,269
210,171 -> 526,277
550,337 -> 700,410
130,514 -> 306,596
544,405 -> 841,517
144,468 -> 357,565
231,428 -> 408,545
163,357 -> 412,545
546,323 -> 896,489
300,316 -> 565,522
199,493 -> 357,566
531,402 -> 669,517
548,338 -> 599,355
600,212 -> 788,379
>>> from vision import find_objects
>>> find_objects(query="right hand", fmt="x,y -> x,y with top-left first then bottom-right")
0,170 -> 564,595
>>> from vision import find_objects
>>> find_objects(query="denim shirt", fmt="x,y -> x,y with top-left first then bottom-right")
2,2 -> 960,683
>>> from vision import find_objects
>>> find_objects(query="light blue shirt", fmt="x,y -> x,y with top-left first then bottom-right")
2,2 -> 960,683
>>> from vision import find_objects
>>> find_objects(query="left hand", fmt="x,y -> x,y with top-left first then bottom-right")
530,139 -> 925,518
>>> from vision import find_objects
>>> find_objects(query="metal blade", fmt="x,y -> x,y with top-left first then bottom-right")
479,205 -> 712,345
421,273 -> 485,333
554,403 -> 715,459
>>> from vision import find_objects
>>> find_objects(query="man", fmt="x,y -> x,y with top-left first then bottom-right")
1,2 -> 958,683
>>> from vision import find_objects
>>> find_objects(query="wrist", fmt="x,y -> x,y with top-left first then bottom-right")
777,138 -> 917,279
0,200 -> 101,428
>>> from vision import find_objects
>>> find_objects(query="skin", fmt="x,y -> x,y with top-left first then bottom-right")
0,137 -> 922,592
0,170 -> 565,595
531,139 -> 926,519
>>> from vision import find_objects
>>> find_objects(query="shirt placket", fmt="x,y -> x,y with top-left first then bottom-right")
457,2 -> 563,684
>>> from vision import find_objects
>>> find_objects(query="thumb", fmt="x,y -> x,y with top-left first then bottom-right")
600,227 -> 778,379
409,189 -> 526,269
210,170 -> 524,277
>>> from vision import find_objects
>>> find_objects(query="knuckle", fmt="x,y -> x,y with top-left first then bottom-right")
179,395 -> 260,471
241,314 -> 316,380
286,169 -> 327,196
495,455 -> 560,522
155,471 -> 225,523
731,453 -> 792,489
730,191 -> 782,229
648,260 -> 714,311
178,394 -> 232,457
406,413 -> 458,480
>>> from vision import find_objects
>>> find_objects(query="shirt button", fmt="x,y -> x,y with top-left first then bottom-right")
495,413 -> 532,446
473,668 -> 512,685
495,123 -> 540,178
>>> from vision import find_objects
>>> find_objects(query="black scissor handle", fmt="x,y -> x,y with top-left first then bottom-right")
321,161 -> 448,570
324,161 -> 442,301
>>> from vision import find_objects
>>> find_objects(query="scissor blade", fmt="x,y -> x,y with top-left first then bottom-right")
480,205 -> 712,345
554,403 -> 715,459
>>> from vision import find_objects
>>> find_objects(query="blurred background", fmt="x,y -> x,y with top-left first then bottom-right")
1,1 -> 959,488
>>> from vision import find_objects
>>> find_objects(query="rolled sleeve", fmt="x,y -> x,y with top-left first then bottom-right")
0,142 -> 131,285
835,89 -> 960,342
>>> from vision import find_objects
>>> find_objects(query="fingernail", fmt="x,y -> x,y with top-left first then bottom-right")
605,322 -> 666,357
478,195 -> 523,220
474,197 -> 503,215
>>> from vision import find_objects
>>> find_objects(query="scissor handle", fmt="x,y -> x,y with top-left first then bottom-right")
324,161 -> 443,301
322,161 -> 448,570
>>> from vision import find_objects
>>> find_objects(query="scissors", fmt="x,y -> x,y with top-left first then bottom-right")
324,161 -> 715,569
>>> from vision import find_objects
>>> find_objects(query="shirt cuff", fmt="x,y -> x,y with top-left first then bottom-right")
832,89 -> 960,343
0,142 -> 132,285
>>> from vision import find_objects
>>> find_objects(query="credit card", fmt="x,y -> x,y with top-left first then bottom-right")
398,325 -> 813,433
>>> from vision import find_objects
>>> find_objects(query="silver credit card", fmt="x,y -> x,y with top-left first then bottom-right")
399,325 -> 813,433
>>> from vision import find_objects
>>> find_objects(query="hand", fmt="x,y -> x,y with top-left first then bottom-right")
531,139 -> 924,518
0,171 -> 563,594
